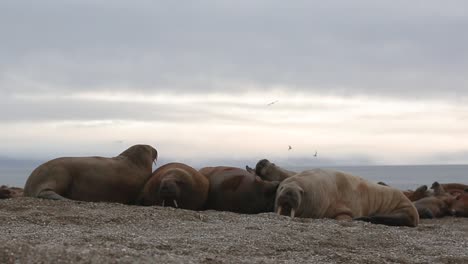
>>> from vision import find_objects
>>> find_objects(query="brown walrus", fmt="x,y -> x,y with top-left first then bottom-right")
413,182 -> 456,219
138,162 -> 209,210
23,144 -> 158,204
450,189 -> 468,217
254,159 -> 296,182
274,168 -> 419,227
0,185 -> 24,199
440,183 -> 468,192
199,166 -> 279,214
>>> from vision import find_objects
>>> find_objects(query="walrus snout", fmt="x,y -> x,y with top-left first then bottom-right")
159,181 -> 179,198
276,188 -> 301,218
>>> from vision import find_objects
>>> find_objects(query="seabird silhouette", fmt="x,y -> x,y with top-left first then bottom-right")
267,100 -> 279,106
288,145 -> 292,151
314,151 -> 318,157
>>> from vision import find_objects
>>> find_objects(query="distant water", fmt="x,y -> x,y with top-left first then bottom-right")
1,162 -> 467,190
1,166 -> 38,187
291,165 -> 468,190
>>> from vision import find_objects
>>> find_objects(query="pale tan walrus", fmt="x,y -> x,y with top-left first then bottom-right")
24,144 -> 158,204
275,168 -> 419,227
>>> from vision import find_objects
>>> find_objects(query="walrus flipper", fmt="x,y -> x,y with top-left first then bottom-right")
354,213 -> 416,227
37,190 -> 69,200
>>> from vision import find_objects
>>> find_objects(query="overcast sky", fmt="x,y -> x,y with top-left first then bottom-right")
1,1 -> 468,166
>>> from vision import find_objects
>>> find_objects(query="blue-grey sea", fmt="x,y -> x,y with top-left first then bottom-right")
1,160 -> 467,190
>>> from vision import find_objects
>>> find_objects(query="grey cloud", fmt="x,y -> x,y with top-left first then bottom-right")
1,1 -> 468,99
0,95 -> 246,123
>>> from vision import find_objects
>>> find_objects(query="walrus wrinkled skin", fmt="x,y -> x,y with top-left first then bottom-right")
254,159 -> 296,182
199,166 -> 279,214
275,168 -> 419,227
0,185 -> 24,199
413,182 -> 456,219
23,144 -> 158,203
138,162 -> 209,210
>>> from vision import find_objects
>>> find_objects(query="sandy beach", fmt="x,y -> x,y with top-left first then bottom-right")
0,198 -> 467,264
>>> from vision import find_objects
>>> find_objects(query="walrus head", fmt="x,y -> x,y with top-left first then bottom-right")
119,144 -> 158,169
156,168 -> 194,209
255,159 -> 291,182
274,182 -> 304,218
431,181 -> 449,197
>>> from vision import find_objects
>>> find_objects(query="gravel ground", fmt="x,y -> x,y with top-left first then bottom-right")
1,198 -> 467,264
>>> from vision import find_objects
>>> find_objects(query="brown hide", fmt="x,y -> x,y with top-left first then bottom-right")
413,182 -> 456,219
23,145 -> 157,203
139,162 -> 209,211
199,166 -> 278,214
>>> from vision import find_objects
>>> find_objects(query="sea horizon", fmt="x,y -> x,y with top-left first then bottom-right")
1,157 -> 467,190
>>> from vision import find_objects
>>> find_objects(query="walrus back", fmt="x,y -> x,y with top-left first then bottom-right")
24,157 -> 71,197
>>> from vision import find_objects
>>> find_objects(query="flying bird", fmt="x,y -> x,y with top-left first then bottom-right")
288,145 -> 292,151
267,100 -> 279,106
314,151 -> 318,157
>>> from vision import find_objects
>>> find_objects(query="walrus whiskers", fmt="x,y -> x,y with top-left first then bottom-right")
276,206 -> 282,215
290,209 -> 295,219
173,200 -> 178,208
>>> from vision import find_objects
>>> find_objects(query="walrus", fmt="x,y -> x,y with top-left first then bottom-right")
23,144 -> 158,204
440,183 -> 468,193
450,189 -> 468,217
138,162 -> 209,210
403,185 -> 433,202
254,159 -> 296,182
199,166 -> 279,214
275,168 -> 419,227
0,185 -> 24,199
413,182 -> 456,219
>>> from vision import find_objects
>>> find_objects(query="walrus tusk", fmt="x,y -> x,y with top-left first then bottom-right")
290,209 -> 295,219
173,200 -> 178,208
162,200 -> 165,207
276,206 -> 282,215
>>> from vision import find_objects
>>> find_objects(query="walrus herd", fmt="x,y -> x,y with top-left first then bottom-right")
2,145 -> 468,228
